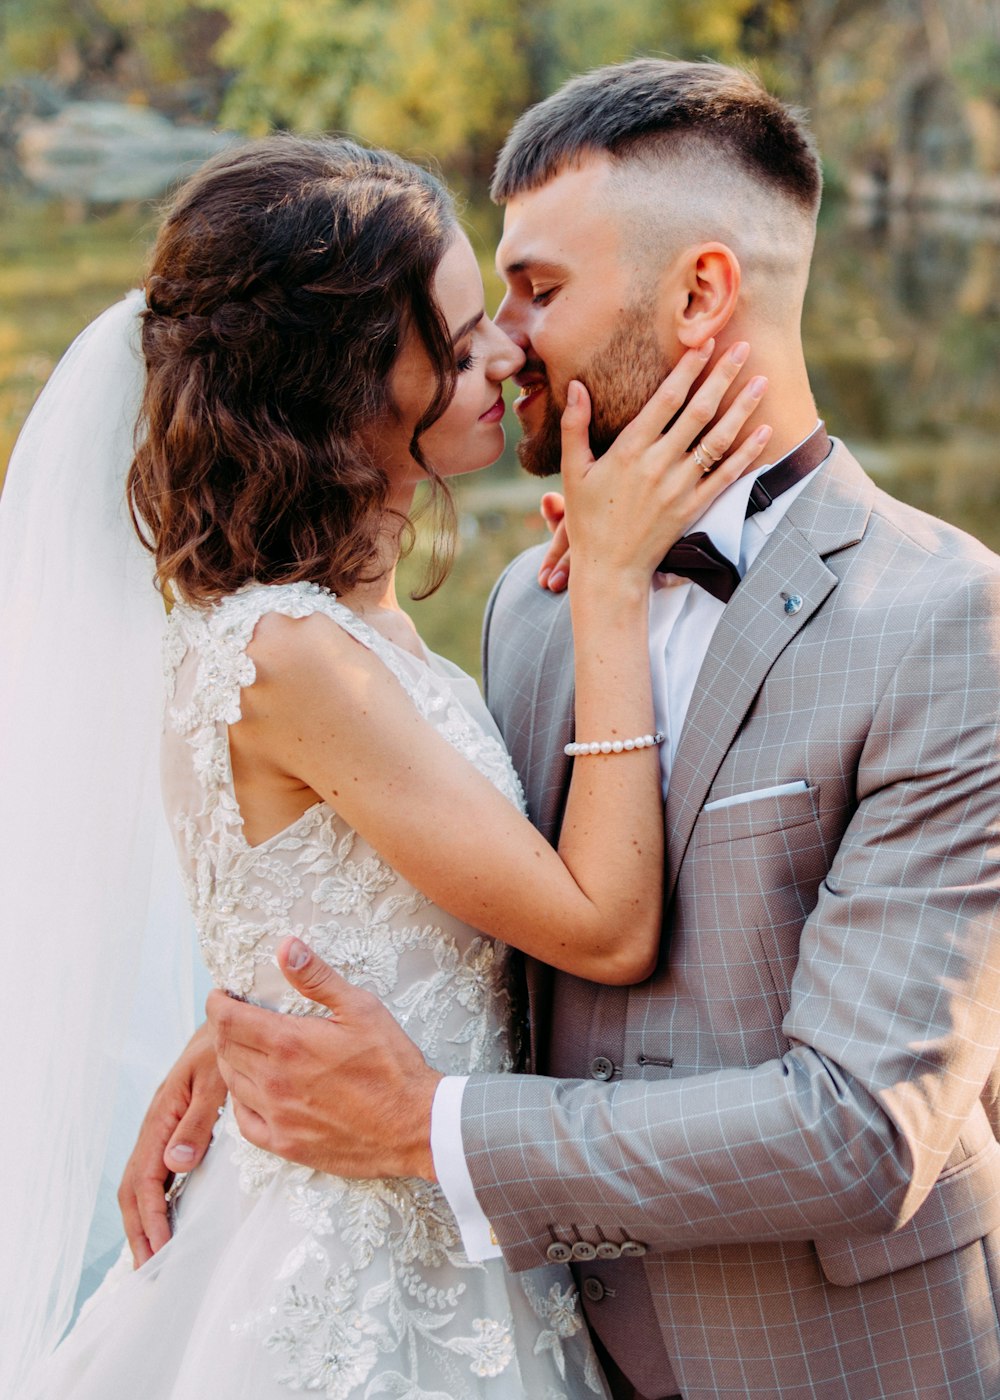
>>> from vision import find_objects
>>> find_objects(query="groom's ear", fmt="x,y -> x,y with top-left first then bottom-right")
667,242 -> 741,349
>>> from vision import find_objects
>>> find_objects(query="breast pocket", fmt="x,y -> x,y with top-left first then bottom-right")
694,782 -> 822,848
685,784 -> 829,988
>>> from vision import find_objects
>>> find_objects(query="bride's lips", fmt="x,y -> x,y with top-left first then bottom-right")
478,391 -> 505,423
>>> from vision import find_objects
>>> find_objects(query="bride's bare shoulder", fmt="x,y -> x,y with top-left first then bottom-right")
246,606 -> 375,692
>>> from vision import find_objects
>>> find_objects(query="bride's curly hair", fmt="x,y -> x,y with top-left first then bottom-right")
128,136 -> 460,604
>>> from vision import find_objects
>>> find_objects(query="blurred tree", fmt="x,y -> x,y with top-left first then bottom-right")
0,0 -> 207,90
806,0 -> 1000,200
323,0 -> 534,178
929,0 -> 1000,173
209,0 -> 383,135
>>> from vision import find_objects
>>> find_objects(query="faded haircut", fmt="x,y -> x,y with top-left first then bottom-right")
490,58 -> 822,217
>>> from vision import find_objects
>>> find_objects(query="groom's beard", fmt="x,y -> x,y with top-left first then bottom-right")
516,309 -> 671,478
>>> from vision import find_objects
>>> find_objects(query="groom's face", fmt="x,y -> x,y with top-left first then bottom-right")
495,153 -> 673,478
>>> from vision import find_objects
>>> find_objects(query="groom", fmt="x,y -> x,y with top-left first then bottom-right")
126,61 -> 1000,1399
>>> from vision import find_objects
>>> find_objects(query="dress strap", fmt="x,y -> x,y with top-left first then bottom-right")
165,580 -> 421,729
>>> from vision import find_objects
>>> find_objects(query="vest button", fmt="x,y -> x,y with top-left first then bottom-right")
583,1277 -> 606,1303
571,1241 -> 597,1261
590,1056 -> 614,1080
546,1241 -> 573,1263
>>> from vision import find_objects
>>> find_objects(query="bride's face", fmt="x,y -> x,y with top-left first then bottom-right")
374,233 -> 524,489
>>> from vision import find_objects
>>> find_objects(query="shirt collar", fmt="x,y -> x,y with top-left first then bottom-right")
685,419 -> 825,563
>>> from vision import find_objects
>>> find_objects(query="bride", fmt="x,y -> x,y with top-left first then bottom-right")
1,135 -> 768,1398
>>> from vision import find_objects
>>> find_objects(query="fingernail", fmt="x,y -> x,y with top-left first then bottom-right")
538,566 -> 551,587
287,938 -> 311,971
698,337 -> 715,359
170,1144 -> 195,1162
755,425 -> 773,443
548,570 -> 567,591
566,381 -> 580,407
749,375 -> 767,398
729,342 -> 750,365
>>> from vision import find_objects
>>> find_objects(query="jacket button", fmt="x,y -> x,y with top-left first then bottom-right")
571,1241 -> 597,1260
590,1056 -> 614,1080
619,1240 -> 647,1257
595,1241 -> 621,1260
546,1241 -> 573,1263
583,1277 -> 605,1303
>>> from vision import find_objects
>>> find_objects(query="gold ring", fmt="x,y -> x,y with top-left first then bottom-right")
693,443 -> 713,474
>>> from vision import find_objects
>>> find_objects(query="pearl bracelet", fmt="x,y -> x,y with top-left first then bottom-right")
564,731 -> 665,757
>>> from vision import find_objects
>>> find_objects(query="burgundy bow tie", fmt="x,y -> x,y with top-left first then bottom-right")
656,532 -> 741,603
656,423 -> 832,604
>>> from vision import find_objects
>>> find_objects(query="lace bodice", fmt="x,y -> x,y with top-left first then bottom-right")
162,580 -> 525,1074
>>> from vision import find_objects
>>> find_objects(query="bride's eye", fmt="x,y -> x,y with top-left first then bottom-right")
457,349 -> 479,373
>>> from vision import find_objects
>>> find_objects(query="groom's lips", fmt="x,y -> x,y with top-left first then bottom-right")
513,374 -> 547,417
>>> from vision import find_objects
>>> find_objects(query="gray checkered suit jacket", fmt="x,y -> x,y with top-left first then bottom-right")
463,441 -> 1000,1400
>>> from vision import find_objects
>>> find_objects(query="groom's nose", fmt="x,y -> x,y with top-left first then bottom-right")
493,292 -> 529,345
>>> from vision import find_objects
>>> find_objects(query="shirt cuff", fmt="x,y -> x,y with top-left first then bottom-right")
431,1074 -> 503,1261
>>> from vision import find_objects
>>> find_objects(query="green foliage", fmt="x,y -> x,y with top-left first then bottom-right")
0,0 -> 201,84
346,0 -> 532,175
208,0 -> 774,173
0,0 -> 85,76
209,0 -> 554,165
209,0 -> 384,134
953,37 -> 1000,103
0,198 -> 154,486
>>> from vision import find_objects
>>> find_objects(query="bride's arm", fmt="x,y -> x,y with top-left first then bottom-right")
553,352 -> 768,977
235,346 -> 768,983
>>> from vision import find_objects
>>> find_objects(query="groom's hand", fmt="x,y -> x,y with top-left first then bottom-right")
207,937 -> 442,1181
118,1021 -> 226,1266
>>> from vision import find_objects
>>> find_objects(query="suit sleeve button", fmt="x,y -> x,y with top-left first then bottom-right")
619,1240 -> 647,1257
571,1241 -> 597,1260
590,1056 -> 614,1080
546,1241 -> 573,1263
583,1277 -> 606,1302
595,1241 -> 621,1259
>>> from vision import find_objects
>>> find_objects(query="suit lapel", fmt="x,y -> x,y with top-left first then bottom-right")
665,443 -> 874,903
509,591 -> 575,1065
519,594 -> 576,845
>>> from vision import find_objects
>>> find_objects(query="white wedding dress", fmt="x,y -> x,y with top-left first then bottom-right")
29,581 -> 607,1400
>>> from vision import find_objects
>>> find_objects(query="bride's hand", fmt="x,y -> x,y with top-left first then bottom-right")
552,340 -> 771,590
118,1022 -> 226,1266
537,493 -> 570,592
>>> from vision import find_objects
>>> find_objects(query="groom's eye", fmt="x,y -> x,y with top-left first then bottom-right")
531,287 -> 557,305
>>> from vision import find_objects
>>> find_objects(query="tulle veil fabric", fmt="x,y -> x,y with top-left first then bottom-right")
0,292 -> 200,1391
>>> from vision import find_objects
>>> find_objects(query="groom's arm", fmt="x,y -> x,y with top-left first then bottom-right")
462,574 -> 1000,1267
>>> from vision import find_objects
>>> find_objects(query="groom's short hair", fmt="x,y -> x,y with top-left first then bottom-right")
490,58 -> 822,217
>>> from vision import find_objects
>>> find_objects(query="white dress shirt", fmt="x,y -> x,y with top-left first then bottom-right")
432,434 -> 825,1260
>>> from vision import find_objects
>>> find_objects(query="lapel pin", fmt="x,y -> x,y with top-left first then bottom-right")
781,592 -> 803,615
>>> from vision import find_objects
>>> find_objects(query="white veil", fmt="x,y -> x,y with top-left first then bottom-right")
0,292 -> 199,1390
